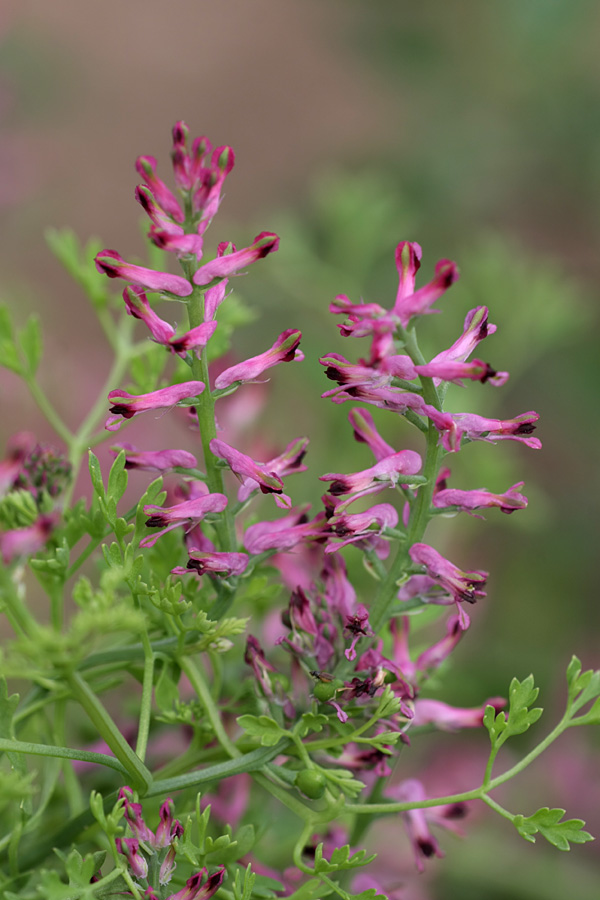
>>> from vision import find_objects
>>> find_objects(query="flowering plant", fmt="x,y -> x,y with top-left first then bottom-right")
0,122 -> 598,899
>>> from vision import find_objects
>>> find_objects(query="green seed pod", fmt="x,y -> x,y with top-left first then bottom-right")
294,769 -> 326,799
312,678 -> 343,702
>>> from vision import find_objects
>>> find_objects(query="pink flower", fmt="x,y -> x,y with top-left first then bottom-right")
392,242 -> 459,327
343,604 -> 373,660
385,779 -> 445,872
236,437 -> 309,506
320,450 -> 422,500
105,381 -> 205,431
0,432 -> 36,495
433,482 -> 528,515
214,329 -> 303,390
115,837 -> 148,878
209,438 -> 286,500
123,286 -> 216,356
326,503 -> 399,553
428,305 -> 497,368
347,409 -> 396,461
439,411 -> 542,451
243,508 -> 329,554
140,492 -> 228,547
0,515 -> 56,564
172,549 -> 248,578
95,249 -> 192,297
168,868 -> 225,900
110,442 -> 197,473
192,232 -> 279,286
409,543 -> 487,606
414,358 -> 509,387
411,697 -> 506,731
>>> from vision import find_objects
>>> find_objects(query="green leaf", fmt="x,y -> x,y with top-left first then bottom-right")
18,315 -> 43,375
236,714 -> 286,747
374,685 -> 401,719
297,712 -> 329,737
485,674 -> 542,747
313,842 -> 376,874
565,655 -> 600,719
88,451 -> 105,500
514,807 -> 594,851
0,303 -> 23,374
106,450 -> 128,508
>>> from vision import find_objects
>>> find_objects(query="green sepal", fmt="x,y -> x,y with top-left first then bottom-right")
0,488 -> 38,529
18,314 -> 43,375
513,807 -> 594,850
236,714 -> 286,747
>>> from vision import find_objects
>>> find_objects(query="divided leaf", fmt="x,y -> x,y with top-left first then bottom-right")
514,807 -> 593,851
236,714 -> 286,747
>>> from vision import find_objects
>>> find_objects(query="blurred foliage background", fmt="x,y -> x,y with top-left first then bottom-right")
1,1 -> 600,897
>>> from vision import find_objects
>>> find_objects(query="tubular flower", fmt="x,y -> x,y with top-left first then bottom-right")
343,604 -> 373,661
411,697 -> 506,731
95,249 -> 193,297
168,868 -> 225,900
243,508 -> 329,554
172,549 -> 248,578
110,442 -> 197,472
0,432 -> 36,495
123,286 -> 216,356
115,837 -> 148,878
192,231 -> 279,286
326,503 -> 399,553
392,241 -> 460,327
347,408 -> 396,461
409,543 -> 488,608
414,358 -> 509,387
320,450 -> 422,500
209,438 -> 286,501
105,381 -> 205,431
433,482 -> 528,515
385,779 -> 450,872
214,329 -> 303,390
437,410 -> 542,451
140,492 -> 228,547
428,305 -> 497,368
236,437 -> 309,505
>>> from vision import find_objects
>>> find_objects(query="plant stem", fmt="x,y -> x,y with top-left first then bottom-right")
0,737 -> 128,776
67,671 -> 152,791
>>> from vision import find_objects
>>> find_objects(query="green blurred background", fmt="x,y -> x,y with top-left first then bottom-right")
1,1 -> 599,897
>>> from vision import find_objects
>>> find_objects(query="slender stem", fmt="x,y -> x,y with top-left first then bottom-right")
0,737 -> 128,776
482,793 -> 515,822
0,565 -> 39,639
135,630 -> 155,763
369,326 -> 443,632
184,283 -> 237,554
67,671 -> 152,791
22,374 -> 73,446
485,716 -> 569,791
178,655 -> 240,758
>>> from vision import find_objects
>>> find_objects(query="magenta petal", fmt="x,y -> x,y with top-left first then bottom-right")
95,249 -> 193,297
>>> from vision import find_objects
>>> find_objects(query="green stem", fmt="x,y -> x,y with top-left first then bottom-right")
135,631 -> 155,763
22,374 -> 73,446
67,671 -> 152,791
178,656 -> 240,758
0,737 -> 128,776
369,327 -> 443,632
184,284 -> 237,554
0,564 -> 39,639
481,793 -> 515,823
64,312 -> 134,504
